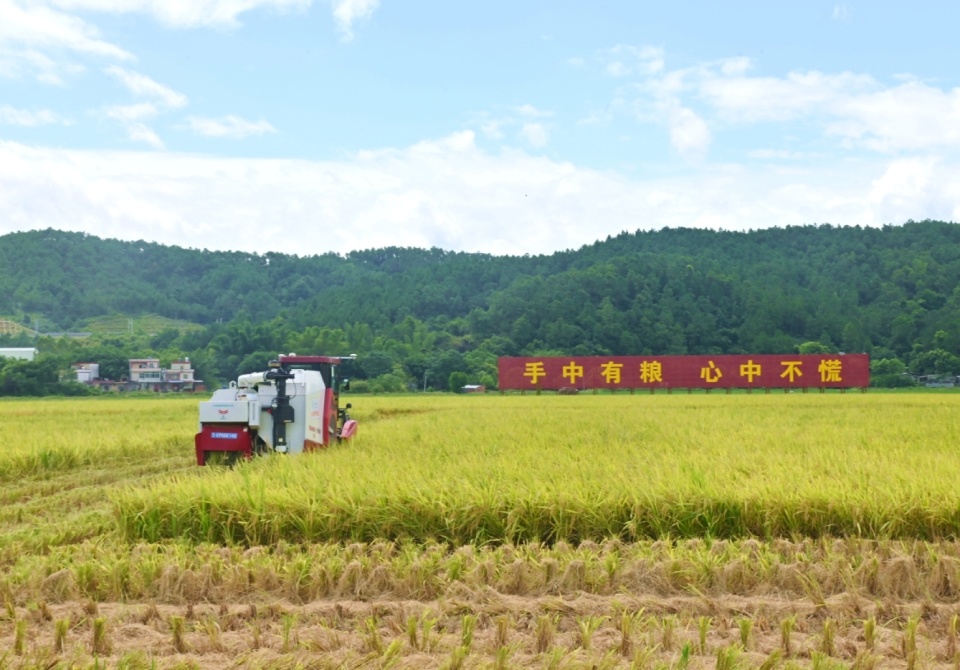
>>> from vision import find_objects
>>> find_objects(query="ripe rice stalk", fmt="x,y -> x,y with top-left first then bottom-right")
820,618 -> 835,655
618,611 -> 638,657
535,614 -> 557,654
169,615 -> 188,653
406,615 -> 419,651
661,615 -> 677,652
421,611 -> 440,653
363,617 -> 384,655
781,615 -> 796,655
716,644 -> 743,670
697,616 -> 712,654
14,619 -> 26,655
630,648 -> 653,670
948,613 -> 958,659
202,616 -> 223,652
758,649 -> 783,670
460,614 -> 476,651
91,616 -> 110,656
604,551 -> 620,586
576,614 -> 608,650
737,617 -> 753,650
380,638 -> 403,670
493,643 -> 513,670
863,615 -> 876,651
853,651 -> 878,670
903,615 -> 919,670
109,395 -> 960,545
281,613 -> 298,652
445,645 -> 468,670
53,617 -> 69,654
494,614 -> 509,649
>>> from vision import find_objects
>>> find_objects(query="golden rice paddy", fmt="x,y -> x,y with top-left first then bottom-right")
2,392 -> 960,668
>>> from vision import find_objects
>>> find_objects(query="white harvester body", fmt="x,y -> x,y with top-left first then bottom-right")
195,354 -> 356,465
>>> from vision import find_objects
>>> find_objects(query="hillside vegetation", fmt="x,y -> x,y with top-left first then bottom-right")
1,220 -> 959,390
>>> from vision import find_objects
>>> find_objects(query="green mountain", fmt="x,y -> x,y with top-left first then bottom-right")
1,221 -> 959,390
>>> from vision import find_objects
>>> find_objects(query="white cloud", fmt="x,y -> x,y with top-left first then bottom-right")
699,69 -> 875,122
1,135 -> 957,257
748,149 -> 809,160
602,45 -> 960,158
0,1 -> 132,59
332,0 -> 379,40
125,122 -> 164,149
520,122 -> 548,148
0,105 -> 69,126
600,45 -> 664,78
0,47 -> 85,84
100,67 -> 186,149
868,158 -> 936,213
516,104 -> 552,118
472,105 -> 554,149
45,0 -> 312,28
101,104 -> 164,146
185,115 -> 276,138
103,102 -> 158,122
0,0 -> 130,82
832,4 -> 851,21
479,120 -> 504,140
666,106 -> 710,157
700,69 -> 960,153
105,66 -> 187,108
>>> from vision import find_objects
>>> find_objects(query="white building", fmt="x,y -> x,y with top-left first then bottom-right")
165,359 -> 194,383
73,363 -> 100,383
0,348 -> 38,361
129,358 -> 162,382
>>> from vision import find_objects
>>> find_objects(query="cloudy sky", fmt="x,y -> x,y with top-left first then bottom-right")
1,1 -> 959,255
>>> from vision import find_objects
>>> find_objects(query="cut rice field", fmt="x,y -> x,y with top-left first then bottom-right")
3,392 -> 960,668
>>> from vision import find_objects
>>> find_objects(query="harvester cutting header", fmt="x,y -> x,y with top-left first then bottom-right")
195,354 -> 357,466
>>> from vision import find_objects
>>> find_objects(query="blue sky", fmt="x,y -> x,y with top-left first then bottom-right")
1,1 -> 959,255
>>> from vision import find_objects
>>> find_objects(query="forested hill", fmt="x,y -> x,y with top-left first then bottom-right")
1,221 -> 959,389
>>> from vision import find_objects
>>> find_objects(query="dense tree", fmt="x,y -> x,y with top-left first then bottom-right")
5,221 -> 960,392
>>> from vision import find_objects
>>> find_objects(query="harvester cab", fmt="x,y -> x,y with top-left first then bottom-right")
195,354 -> 358,466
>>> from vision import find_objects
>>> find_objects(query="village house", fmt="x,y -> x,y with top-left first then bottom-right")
72,363 -> 100,383
129,358 -> 163,383
0,347 -> 39,361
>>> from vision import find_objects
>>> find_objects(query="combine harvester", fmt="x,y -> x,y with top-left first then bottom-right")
195,354 -> 357,465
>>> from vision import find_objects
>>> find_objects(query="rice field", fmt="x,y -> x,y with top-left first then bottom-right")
118,393 -> 960,545
3,392 -> 960,668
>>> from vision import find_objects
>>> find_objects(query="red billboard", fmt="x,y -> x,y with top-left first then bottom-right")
498,354 -> 870,390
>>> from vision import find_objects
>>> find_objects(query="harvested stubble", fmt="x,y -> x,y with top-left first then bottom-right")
0,596 -> 956,669
6,537 -> 960,606
115,394 -> 960,544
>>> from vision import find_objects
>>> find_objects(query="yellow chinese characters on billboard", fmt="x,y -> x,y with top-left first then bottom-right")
498,355 -> 869,390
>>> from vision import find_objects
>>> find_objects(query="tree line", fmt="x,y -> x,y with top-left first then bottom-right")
2,220 -> 960,394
